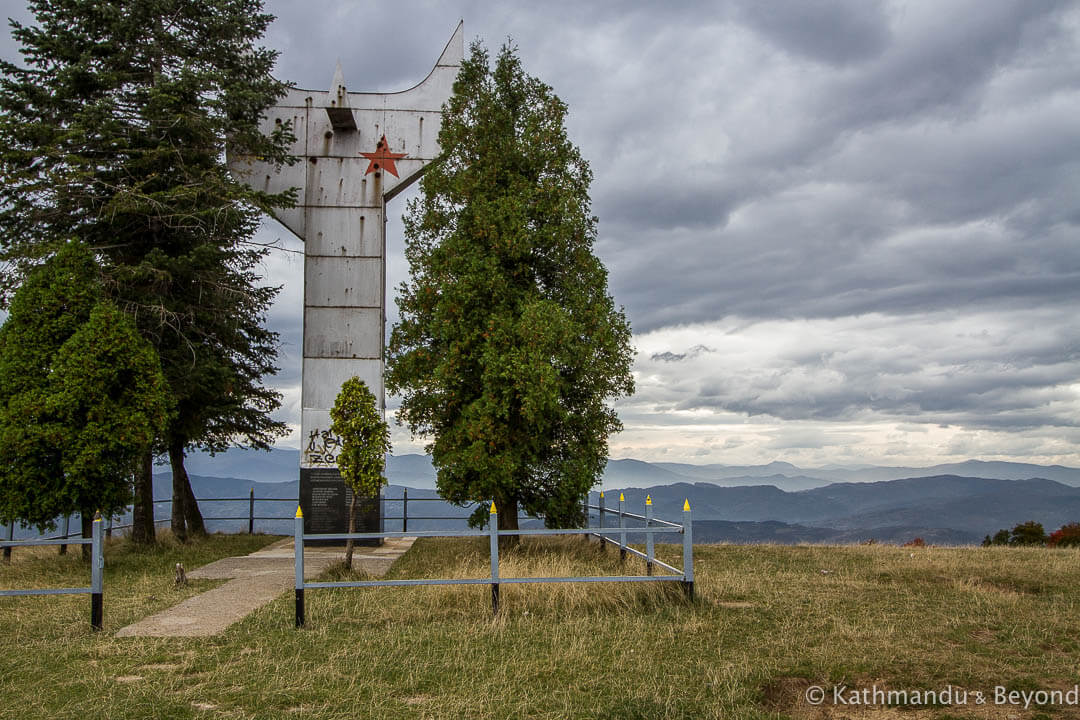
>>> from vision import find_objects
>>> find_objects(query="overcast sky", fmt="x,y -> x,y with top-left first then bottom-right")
3,0 -> 1079,468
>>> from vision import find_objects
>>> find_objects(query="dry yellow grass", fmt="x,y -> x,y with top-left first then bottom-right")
3,535 -> 1080,719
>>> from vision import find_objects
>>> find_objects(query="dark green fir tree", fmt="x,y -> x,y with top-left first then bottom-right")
0,0 -> 297,542
387,42 -> 635,544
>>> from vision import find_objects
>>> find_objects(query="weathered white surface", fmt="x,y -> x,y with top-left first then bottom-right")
301,358 -> 383,410
305,208 -> 382,257
304,256 -> 383,308
303,307 -> 382,358
228,23 -> 463,470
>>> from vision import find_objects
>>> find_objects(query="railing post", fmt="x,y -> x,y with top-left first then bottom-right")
489,502 -> 499,615
60,514 -> 70,556
402,487 -> 408,533
3,520 -> 13,563
248,487 -> 255,535
645,495 -> 654,576
618,492 -> 626,562
682,499 -> 694,601
294,506 -> 305,628
90,512 -> 104,631
598,491 -> 605,550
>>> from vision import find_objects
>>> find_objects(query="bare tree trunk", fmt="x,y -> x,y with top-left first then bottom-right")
169,440 -> 188,543
497,498 -> 519,552
182,472 -> 207,537
80,511 -> 93,562
344,494 -> 357,569
131,449 -> 156,544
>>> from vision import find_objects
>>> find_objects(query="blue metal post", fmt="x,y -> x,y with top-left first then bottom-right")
598,491 -> 605,550
294,506 -> 305,628
682,499 -> 694,601
645,495 -> 654,576
489,502 -> 499,615
90,512 -> 104,631
619,493 -> 626,562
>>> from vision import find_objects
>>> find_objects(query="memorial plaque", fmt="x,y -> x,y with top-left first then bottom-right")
300,467 -> 381,546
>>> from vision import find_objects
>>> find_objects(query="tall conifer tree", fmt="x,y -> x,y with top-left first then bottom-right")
0,0 -> 296,541
387,43 -> 635,539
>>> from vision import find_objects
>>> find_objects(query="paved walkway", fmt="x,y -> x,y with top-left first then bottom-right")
115,536 -> 415,637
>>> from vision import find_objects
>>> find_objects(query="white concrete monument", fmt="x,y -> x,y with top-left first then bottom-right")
229,23 -> 463,535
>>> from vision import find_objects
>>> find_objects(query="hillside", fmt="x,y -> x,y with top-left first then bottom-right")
138,472 -> 1080,545
3,535 -> 1080,718
170,447 -> 1080,489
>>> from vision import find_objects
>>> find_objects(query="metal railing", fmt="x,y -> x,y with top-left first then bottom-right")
0,490 -> 525,559
0,514 -> 105,630
293,496 -> 694,627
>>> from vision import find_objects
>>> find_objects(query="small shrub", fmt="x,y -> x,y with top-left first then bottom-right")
1047,522 -> 1080,548
1009,521 -> 1047,547
902,537 -> 926,547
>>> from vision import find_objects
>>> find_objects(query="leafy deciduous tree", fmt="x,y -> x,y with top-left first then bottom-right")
386,42 -> 635,545
1047,523 -> 1080,547
330,377 -> 391,570
1009,521 -> 1047,546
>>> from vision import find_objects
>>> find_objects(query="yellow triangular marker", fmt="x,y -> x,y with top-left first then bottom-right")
600,490 -> 605,498
490,501 -> 497,514
619,492 -> 625,502
295,506 -> 303,519
646,495 -> 652,506
683,499 -> 691,512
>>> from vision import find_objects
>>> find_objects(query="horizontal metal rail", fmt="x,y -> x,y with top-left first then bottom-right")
587,502 -> 682,528
0,516 -> 105,630
497,527 -> 680,537
307,575 -> 684,590
0,537 -> 91,548
615,543 -> 683,575
0,587 -> 92,596
294,496 -> 696,627
305,530 -> 489,541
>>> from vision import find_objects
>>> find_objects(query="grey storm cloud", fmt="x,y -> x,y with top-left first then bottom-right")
3,0 -> 1077,462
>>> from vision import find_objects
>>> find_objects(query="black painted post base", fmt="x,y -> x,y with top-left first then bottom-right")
91,592 -> 103,631
682,581 -> 694,602
491,583 -> 500,615
295,589 -> 305,628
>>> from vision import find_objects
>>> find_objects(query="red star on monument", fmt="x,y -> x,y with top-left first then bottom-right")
361,135 -> 407,178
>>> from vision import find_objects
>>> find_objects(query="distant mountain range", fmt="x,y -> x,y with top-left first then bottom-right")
148,448 -> 1080,545
170,447 -> 1080,489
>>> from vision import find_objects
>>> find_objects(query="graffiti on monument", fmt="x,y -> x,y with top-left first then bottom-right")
304,428 -> 342,466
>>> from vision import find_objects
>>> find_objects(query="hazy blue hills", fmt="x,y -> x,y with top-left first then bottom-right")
166,447 -> 1080,489
609,476 -> 1080,544
135,448 -> 1080,545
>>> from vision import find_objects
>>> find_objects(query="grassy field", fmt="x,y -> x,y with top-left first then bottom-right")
2,533 -> 1080,719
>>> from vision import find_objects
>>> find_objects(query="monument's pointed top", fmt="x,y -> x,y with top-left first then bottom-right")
329,61 -> 348,107
436,20 -> 465,67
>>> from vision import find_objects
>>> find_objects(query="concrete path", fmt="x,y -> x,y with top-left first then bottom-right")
115,536 -> 415,637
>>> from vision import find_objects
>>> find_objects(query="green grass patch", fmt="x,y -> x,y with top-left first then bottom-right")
3,537 -> 1080,719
